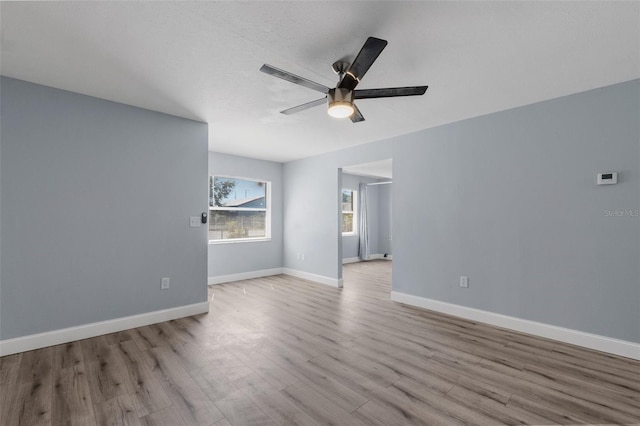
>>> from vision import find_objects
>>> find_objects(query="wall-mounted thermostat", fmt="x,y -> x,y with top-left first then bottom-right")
597,172 -> 617,185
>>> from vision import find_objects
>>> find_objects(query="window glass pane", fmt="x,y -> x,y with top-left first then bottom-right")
342,213 -> 353,233
211,177 -> 267,208
342,190 -> 353,212
209,210 -> 266,240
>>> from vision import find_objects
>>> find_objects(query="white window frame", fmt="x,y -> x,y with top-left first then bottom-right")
209,175 -> 271,244
342,189 -> 357,236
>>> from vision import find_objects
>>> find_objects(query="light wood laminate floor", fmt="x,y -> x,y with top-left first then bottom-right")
1,260 -> 639,425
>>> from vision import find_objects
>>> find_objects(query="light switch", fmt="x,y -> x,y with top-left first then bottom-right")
190,216 -> 201,227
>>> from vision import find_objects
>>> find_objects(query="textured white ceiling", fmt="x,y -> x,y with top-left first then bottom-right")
2,2 -> 639,162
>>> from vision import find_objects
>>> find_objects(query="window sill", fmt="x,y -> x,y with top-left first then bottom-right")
342,233 -> 357,237
209,238 -> 271,245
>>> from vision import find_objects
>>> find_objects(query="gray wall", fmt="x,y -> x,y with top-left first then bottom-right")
393,80 -> 639,343
283,79 -> 640,343
0,77 -> 208,340
341,173 -> 380,260
208,152 -> 283,277
284,145 -> 392,280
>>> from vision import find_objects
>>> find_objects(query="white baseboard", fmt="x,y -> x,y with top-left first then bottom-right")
342,254 -> 391,264
370,254 -> 392,260
0,301 -> 209,357
391,291 -> 640,361
282,268 -> 343,288
208,268 -> 284,285
210,266 -> 343,289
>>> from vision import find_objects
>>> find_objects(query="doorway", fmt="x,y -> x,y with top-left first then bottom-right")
340,159 -> 393,284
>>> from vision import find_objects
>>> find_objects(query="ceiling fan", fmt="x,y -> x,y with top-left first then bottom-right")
260,37 -> 428,123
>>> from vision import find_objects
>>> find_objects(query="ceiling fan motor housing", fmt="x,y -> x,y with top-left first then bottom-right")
327,88 -> 354,117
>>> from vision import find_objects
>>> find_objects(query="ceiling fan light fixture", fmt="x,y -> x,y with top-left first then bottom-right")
328,102 -> 354,118
327,88 -> 354,118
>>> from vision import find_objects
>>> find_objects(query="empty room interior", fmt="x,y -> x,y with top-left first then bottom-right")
1,2 -> 639,425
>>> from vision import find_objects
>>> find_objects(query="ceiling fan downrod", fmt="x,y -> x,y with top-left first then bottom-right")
331,60 -> 350,79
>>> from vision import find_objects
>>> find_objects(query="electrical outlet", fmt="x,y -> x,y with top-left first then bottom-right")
189,216 -> 200,227
161,277 -> 170,290
460,276 -> 469,288
301,253 -> 305,261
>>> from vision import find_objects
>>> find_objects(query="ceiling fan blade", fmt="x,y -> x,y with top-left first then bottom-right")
354,86 -> 428,99
260,64 -> 330,94
338,37 -> 388,91
280,97 -> 327,115
350,104 -> 365,123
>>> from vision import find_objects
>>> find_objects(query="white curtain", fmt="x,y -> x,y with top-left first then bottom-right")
358,183 -> 370,260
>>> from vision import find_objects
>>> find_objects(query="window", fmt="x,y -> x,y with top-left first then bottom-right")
342,189 -> 357,235
209,176 -> 270,242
